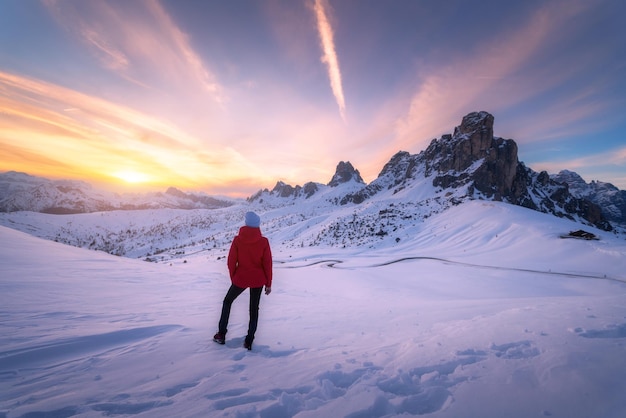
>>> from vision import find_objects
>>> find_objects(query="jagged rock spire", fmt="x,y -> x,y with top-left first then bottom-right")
424,111 -> 518,199
328,161 -> 365,187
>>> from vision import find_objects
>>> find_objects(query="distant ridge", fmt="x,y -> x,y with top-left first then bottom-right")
552,170 -> 626,229
0,171 -> 236,213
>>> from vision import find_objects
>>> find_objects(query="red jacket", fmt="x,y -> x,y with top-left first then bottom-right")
227,226 -> 272,289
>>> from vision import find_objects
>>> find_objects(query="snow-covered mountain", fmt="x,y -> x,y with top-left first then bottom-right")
552,170 -> 626,228
251,111 -> 614,232
0,171 -> 237,213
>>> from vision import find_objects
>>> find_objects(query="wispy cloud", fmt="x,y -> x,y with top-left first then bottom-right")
531,146 -> 626,188
312,0 -> 346,122
145,0 -> 221,97
534,148 -> 625,171
42,0 -> 223,101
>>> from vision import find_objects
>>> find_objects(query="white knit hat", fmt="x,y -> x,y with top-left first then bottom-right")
245,211 -> 261,228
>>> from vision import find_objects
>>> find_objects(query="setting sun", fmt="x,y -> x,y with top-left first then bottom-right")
114,170 -> 150,184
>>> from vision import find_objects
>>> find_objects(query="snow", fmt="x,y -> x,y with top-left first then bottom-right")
2,201 -> 626,418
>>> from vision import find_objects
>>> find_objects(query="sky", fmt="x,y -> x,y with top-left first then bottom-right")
0,0 -> 625,196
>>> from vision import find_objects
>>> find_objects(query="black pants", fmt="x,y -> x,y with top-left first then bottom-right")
218,285 -> 263,340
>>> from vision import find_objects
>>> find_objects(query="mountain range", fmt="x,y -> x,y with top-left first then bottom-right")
250,111 -> 623,232
1,111 -> 624,255
0,171 -> 236,213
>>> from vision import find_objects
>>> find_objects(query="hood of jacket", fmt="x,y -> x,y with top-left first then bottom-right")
237,225 -> 263,244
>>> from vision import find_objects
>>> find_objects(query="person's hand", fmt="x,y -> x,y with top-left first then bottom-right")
265,286 -> 272,295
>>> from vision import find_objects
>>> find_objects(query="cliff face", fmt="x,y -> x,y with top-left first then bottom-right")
423,111 -> 518,199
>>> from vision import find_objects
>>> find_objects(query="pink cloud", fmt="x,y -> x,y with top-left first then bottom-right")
43,0 -> 223,101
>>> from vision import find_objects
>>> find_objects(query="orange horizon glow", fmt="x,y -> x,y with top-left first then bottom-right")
0,70 -> 280,197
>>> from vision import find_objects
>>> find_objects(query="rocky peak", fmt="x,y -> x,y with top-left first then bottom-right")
424,112 -> 610,230
248,180 -> 320,201
328,161 -> 365,187
165,187 -> 186,198
454,111 -> 497,169
377,151 -> 422,187
371,111 -> 611,231
422,111 -> 518,200
271,181 -> 298,198
552,170 -> 626,228
553,170 -> 586,185
455,111 -> 494,141
426,111 -> 497,172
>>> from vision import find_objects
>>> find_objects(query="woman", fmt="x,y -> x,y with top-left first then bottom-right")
213,211 -> 272,350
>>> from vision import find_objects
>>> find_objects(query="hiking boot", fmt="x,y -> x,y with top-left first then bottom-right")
213,332 -> 225,345
244,336 -> 253,351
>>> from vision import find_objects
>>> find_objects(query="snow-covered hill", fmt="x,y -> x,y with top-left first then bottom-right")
2,200 -> 625,417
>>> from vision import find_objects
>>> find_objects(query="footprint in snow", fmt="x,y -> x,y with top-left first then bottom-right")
490,340 -> 540,359
219,337 -> 300,360
574,322 -> 626,338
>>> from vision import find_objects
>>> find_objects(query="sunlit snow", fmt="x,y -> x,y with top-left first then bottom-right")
1,201 -> 626,417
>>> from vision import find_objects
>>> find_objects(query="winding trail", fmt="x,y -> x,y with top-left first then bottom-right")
277,256 -> 625,283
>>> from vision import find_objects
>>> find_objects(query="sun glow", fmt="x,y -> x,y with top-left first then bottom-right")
113,170 -> 151,184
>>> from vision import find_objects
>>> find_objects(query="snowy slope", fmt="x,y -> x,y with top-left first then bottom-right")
2,202 -> 626,418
